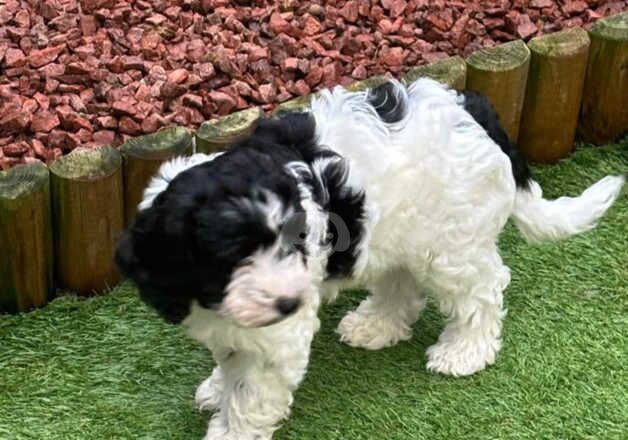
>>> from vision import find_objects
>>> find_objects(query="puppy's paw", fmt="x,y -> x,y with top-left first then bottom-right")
336,310 -> 412,350
426,336 -> 501,377
195,367 -> 224,412
203,430 -> 269,440
203,417 -> 271,440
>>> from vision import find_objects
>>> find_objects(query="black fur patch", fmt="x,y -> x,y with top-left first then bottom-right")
318,158 -> 367,279
115,113 -> 317,324
367,81 -> 406,124
115,150 -> 294,323
253,113 -> 367,278
248,112 -> 323,164
461,90 -> 532,189
115,111 -> 367,323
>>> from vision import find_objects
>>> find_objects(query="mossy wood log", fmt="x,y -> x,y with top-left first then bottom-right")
0,163 -> 54,312
518,28 -> 590,163
120,126 -> 192,224
274,94 -> 316,115
579,12 -> 628,144
196,107 -> 262,154
49,147 -> 124,295
466,40 -> 531,142
403,56 -> 467,90
345,76 -> 390,92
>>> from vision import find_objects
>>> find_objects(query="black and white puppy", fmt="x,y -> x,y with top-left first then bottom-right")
115,78 -> 624,440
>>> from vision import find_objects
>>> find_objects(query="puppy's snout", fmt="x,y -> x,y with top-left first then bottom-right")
275,297 -> 301,316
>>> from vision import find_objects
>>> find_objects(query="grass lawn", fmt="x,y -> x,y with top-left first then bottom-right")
1,142 -> 626,440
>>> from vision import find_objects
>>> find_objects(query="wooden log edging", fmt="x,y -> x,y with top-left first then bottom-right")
0,163 -> 54,312
466,40 -> 531,142
403,55 -> 467,90
579,12 -> 628,144
519,27 -> 591,163
274,94 -> 317,115
196,107 -> 263,154
120,126 -> 193,225
4,13 -> 626,313
345,75 -> 390,91
49,146 -> 124,295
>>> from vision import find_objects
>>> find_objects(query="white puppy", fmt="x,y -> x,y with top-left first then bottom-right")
115,78 -> 624,439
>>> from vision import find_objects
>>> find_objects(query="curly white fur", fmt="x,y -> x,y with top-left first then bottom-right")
184,294 -> 320,440
315,79 -> 518,378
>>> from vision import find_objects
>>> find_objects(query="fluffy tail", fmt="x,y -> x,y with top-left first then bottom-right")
512,175 -> 625,243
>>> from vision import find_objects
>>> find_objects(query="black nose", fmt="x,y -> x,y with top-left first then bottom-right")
275,297 -> 301,315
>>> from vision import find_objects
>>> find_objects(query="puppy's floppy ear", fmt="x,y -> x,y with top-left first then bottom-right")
114,229 -> 138,278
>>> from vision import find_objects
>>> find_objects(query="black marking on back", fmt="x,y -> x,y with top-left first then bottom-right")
461,90 -> 532,189
367,81 -> 406,124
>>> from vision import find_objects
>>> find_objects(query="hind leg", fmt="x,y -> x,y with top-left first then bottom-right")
337,267 -> 427,350
425,245 -> 510,377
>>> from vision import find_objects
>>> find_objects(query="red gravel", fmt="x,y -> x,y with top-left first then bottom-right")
1,0 -> 626,169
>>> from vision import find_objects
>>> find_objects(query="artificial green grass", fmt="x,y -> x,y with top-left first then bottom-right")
1,142 -> 626,440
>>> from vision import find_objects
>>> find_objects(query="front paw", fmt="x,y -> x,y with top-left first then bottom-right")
195,367 -> 223,411
203,430 -> 268,440
203,416 -> 272,440
336,309 -> 412,350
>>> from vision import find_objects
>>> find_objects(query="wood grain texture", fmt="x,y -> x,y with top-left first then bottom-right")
466,40 -> 531,142
49,147 -> 124,295
196,107 -> 263,154
519,28 -> 590,163
0,163 -> 54,312
579,12 -> 628,144
120,126 -> 193,224
403,56 -> 467,90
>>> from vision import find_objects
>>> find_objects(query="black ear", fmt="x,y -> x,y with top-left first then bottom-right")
114,226 -> 153,286
114,221 -> 194,325
137,285 -> 193,324
114,230 -> 138,279
254,112 -> 317,147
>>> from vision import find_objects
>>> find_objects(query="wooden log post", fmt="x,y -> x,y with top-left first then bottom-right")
0,163 -> 54,312
120,126 -> 193,225
274,94 -> 316,115
403,56 -> 467,90
345,75 -> 390,92
466,40 -> 531,142
49,147 -> 124,295
196,107 -> 263,154
518,28 -> 590,163
579,12 -> 628,144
